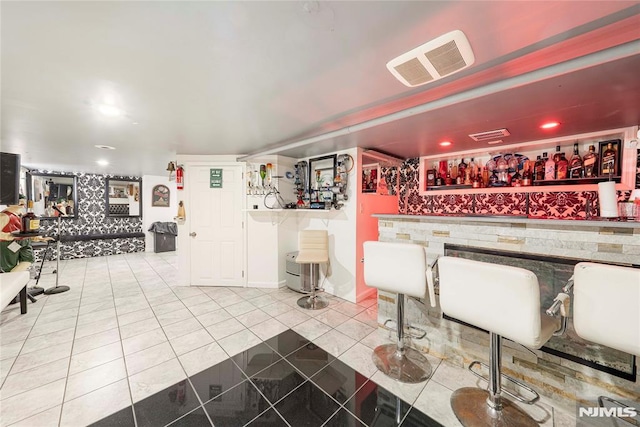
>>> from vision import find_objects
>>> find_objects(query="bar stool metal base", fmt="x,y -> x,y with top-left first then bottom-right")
372,344 -> 432,383
451,388 -> 538,427
44,285 -> 70,295
297,295 -> 329,310
30,287 -> 45,296
297,261 -> 328,310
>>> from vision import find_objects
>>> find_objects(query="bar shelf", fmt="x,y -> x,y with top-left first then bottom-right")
426,176 -> 622,192
531,176 -> 620,186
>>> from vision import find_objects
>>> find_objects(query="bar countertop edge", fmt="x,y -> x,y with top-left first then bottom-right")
372,214 -> 640,229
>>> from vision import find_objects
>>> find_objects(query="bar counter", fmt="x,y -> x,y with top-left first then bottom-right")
374,213 -> 639,266
372,212 -> 639,413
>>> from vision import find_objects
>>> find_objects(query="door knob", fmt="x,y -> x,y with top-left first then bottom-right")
189,232 -> 197,237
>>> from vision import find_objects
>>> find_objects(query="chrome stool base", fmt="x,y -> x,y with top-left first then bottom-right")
372,344 -> 431,384
451,388 -> 538,427
44,285 -> 70,295
297,295 -> 329,310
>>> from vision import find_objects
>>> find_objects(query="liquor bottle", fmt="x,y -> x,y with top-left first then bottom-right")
522,161 -> 532,186
464,168 -> 472,185
22,200 -> 40,233
451,160 -> 458,182
458,158 -> 467,179
435,173 -> 444,186
601,142 -> 618,177
544,150 -> 556,180
556,151 -> 569,180
489,169 -> 499,187
469,158 -> 477,179
427,162 -> 437,186
583,145 -> 598,177
534,154 -> 545,181
472,172 -> 480,188
438,161 -> 448,183
482,166 -> 489,188
552,145 -> 562,163
569,143 -> 583,178
511,167 -> 522,187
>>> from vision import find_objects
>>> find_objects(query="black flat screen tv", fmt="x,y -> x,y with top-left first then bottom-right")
0,152 -> 21,205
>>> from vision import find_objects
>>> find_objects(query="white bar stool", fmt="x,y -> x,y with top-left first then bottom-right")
437,256 -> 566,427
296,230 -> 330,310
573,262 -> 640,413
363,241 -> 436,383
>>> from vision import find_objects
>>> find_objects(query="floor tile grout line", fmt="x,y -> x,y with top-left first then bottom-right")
183,377 -> 215,426
243,402 -> 292,427
56,257 -> 88,427
114,254 -> 144,427
162,403 -> 211,427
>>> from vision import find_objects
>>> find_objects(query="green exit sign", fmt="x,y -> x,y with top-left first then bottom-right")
210,169 -> 223,188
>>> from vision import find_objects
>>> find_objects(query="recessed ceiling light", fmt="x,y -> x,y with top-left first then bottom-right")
97,104 -> 124,117
439,141 -> 452,147
540,121 -> 560,129
132,122 -> 139,125
94,144 -> 116,150
96,159 -> 109,166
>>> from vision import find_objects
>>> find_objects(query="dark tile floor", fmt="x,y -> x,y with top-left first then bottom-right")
90,329 -> 443,427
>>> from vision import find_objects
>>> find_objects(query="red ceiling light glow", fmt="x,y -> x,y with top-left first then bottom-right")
439,141 -> 452,147
540,121 -> 560,129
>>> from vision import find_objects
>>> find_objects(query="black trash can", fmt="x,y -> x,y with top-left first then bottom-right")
148,222 -> 178,253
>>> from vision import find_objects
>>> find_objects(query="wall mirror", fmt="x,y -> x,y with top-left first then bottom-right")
308,154 -> 336,203
26,172 -> 78,219
309,154 -> 336,190
106,178 -> 142,217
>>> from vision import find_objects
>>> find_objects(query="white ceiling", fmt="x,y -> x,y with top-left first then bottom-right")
2,1 -> 639,176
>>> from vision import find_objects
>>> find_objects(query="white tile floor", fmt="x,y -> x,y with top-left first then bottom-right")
0,252 -> 578,426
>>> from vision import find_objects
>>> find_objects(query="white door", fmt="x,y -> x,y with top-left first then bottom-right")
189,164 -> 245,287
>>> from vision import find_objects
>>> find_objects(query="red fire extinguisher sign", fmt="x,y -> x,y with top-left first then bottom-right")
176,166 -> 184,190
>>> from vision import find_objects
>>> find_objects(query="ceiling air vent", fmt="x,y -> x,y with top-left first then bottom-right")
469,128 -> 511,142
387,30 -> 474,88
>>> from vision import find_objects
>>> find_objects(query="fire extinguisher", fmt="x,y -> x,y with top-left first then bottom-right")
176,166 -> 184,190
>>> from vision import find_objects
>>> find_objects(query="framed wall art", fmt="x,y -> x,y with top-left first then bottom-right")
152,184 -> 170,207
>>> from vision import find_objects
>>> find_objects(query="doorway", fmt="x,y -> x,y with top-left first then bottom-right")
188,164 -> 245,287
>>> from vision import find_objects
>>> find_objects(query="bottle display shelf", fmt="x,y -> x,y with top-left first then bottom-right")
425,176 -> 621,191
531,176 -> 620,186
426,184 -> 474,191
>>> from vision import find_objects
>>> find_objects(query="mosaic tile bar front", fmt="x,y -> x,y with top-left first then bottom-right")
375,215 -> 640,413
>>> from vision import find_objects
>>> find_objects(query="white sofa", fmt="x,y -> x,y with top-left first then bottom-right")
1,270 -> 29,315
